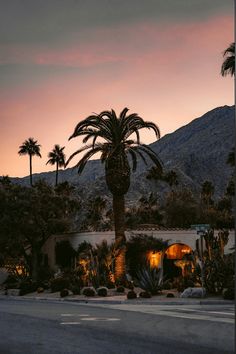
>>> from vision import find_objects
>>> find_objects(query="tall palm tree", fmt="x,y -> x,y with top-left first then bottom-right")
18,138 -> 41,187
221,42 -> 235,77
201,180 -> 214,210
46,144 -> 66,186
66,108 -> 162,280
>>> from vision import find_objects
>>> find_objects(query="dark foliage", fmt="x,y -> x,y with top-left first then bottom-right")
127,290 -> 137,299
55,240 -> 76,269
126,234 -> 168,278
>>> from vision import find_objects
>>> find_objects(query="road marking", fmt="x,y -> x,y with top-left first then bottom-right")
210,311 -> 234,316
95,304 -> 234,324
60,322 -> 81,325
81,317 -> 120,321
61,314 -> 89,317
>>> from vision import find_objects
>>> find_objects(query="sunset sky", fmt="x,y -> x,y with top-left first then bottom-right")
0,0 -> 234,178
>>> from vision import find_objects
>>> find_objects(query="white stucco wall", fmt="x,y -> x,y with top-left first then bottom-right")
43,229 -> 235,270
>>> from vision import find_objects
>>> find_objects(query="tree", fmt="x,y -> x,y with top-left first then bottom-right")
66,108 -> 162,280
137,193 -> 163,225
18,137 -> 41,187
0,180 -> 79,281
201,180 -> 214,209
221,42 -> 235,77
46,144 -> 66,186
85,196 -> 107,231
164,189 -> 198,228
165,170 -> 178,190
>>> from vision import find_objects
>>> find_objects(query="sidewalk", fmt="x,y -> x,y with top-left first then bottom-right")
0,288 -> 234,306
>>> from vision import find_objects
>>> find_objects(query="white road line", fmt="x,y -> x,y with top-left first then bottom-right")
60,322 -> 81,325
80,317 -> 120,321
61,314 -> 89,317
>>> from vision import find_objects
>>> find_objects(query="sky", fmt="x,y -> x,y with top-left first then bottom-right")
0,0 -> 234,177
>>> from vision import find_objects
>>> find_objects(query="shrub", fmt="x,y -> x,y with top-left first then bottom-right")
139,291 -> 151,298
97,287 -> 108,297
50,277 -> 70,293
60,289 -> 69,297
136,264 -> 162,295
162,280 -> 172,290
70,285 -> 81,295
127,290 -> 137,299
19,280 -> 38,296
37,287 -> 44,293
116,286 -> 125,293
166,292 -> 175,298
223,288 -> 235,300
82,287 -> 96,297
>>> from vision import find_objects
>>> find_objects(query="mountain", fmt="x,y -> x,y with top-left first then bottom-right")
11,105 -> 235,202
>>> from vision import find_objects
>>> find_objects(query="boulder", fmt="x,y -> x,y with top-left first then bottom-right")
180,287 -> 206,298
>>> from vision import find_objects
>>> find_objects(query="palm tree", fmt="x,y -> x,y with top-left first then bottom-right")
18,138 -> 41,187
66,108 -> 162,280
201,180 -> 214,210
221,42 -> 235,77
46,144 -> 66,186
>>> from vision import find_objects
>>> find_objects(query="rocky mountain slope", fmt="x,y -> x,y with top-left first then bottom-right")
12,105 -> 235,202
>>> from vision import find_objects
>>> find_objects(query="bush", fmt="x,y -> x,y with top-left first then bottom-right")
60,289 -> 69,297
97,287 -> 108,297
37,287 -> 44,293
223,288 -> 235,300
162,280 -> 172,290
116,286 -> 125,293
50,277 -> 70,293
136,264 -> 162,295
19,280 -> 38,296
82,287 -> 96,297
127,290 -> 137,299
139,291 -> 151,298
70,285 -> 81,295
166,292 -> 175,298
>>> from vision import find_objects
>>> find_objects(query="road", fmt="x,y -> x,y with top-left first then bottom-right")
0,298 -> 234,354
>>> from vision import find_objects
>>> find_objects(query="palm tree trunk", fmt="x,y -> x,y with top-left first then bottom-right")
113,194 -> 126,281
56,162 -> 58,186
29,154 -> 33,187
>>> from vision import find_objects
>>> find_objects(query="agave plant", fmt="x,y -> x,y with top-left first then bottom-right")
136,263 -> 163,295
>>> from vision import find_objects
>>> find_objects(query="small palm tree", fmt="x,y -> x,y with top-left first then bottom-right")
221,42 -> 235,77
46,144 -> 66,186
201,180 -> 214,209
66,108 -> 162,280
18,138 -> 41,186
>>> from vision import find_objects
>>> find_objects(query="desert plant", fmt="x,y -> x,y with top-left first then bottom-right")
116,286 -> 125,293
82,287 -> 96,297
136,264 -> 163,295
70,285 -> 81,295
166,293 -> 175,298
127,290 -> 137,299
97,287 -> 108,297
139,291 -> 151,298
60,289 -> 69,297
50,277 -> 70,293
19,279 -> 38,296
223,287 -> 235,300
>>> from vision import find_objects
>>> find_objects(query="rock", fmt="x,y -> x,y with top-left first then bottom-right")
180,287 -> 206,298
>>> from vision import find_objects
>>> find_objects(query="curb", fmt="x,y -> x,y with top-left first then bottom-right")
0,295 -> 234,306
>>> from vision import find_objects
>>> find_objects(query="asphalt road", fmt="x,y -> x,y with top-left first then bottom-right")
0,298 -> 234,354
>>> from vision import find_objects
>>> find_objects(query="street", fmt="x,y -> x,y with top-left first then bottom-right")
0,298 -> 234,354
